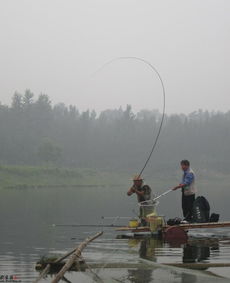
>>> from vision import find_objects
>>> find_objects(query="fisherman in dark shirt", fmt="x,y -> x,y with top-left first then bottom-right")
127,175 -> 152,225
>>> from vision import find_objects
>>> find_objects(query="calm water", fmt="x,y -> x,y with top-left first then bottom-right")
0,186 -> 230,282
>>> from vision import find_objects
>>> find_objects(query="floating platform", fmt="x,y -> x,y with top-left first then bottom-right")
116,221 -> 230,232
116,221 -> 230,242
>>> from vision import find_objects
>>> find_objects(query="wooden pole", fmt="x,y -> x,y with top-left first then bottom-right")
116,221 -> 230,232
164,262 -> 230,269
73,261 -> 230,270
171,221 -> 230,230
51,231 -> 103,283
34,264 -> 51,283
33,247 -> 83,283
33,231 -> 103,283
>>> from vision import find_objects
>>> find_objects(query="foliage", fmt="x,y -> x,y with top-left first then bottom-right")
37,138 -> 62,164
0,90 -> 230,174
0,165 -> 128,189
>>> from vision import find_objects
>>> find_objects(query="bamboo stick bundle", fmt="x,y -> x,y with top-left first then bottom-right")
51,231 -> 103,283
33,231 -> 103,283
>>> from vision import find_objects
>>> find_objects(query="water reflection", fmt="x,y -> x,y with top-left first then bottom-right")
183,239 -> 219,264
180,273 -> 197,283
128,239 -> 157,282
183,244 -> 210,263
127,268 -> 152,283
127,238 -> 163,283
128,237 -> 220,264
126,238 -> 220,283
0,186 -> 229,282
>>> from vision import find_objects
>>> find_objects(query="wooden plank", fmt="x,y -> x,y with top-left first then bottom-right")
171,221 -> 230,230
116,221 -> 230,233
115,226 -> 150,232
164,262 -> 230,269
75,262 -> 230,270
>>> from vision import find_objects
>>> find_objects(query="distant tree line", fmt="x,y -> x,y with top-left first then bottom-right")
0,90 -> 230,173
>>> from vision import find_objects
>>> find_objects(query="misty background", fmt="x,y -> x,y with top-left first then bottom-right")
0,1 -> 229,221
0,91 -> 229,219
0,0 -> 230,114
1,2 -> 230,282
1,91 -> 229,173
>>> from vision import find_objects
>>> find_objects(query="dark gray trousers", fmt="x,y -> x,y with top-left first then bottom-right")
182,194 -> 195,221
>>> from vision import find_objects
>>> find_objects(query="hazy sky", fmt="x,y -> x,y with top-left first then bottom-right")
1,0 -> 229,114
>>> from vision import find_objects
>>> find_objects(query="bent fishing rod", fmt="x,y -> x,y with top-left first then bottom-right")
93,57 -> 166,178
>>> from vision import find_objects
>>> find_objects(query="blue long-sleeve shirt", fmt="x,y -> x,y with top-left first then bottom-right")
181,168 -> 196,195
182,169 -> 194,186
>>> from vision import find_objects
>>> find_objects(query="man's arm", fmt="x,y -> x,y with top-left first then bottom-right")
127,186 -> 145,196
173,184 -> 184,190
127,186 -> 135,196
173,172 -> 194,190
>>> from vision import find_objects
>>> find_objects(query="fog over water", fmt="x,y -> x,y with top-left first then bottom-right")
1,1 -> 230,282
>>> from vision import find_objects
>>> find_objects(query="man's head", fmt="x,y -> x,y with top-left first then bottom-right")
133,175 -> 143,187
180,160 -> 190,171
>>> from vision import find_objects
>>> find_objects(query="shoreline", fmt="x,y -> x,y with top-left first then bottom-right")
0,165 -> 128,189
0,164 -> 229,191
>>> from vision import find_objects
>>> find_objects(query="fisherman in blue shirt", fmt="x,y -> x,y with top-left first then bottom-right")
173,160 -> 196,222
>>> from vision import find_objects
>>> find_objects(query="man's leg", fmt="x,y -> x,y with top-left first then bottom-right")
186,194 -> 195,221
182,193 -> 188,219
139,206 -> 147,226
182,195 -> 195,221
182,194 -> 195,221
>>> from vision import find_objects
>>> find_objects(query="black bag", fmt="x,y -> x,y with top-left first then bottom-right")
209,213 -> 219,222
192,196 -> 210,223
167,217 -> 182,226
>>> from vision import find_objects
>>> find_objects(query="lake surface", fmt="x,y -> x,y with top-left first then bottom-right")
0,186 -> 230,282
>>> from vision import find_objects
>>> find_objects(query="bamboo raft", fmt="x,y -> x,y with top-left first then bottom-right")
116,221 -> 230,232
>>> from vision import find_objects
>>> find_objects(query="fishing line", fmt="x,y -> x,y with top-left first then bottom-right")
92,57 -> 166,177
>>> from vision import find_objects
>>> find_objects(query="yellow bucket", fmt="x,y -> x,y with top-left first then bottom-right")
149,216 -> 164,232
129,219 -> 139,228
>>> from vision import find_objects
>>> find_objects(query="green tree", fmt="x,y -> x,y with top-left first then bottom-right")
11,92 -> 23,111
37,138 -> 62,165
23,89 -> 34,108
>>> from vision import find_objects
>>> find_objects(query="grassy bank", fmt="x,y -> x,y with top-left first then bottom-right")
0,165 -> 128,189
0,164 -> 229,192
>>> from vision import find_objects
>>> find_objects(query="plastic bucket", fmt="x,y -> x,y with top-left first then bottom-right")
138,200 -> 159,218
